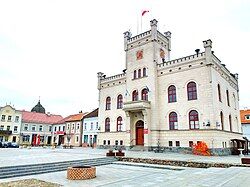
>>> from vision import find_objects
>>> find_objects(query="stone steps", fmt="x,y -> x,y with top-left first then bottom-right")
0,157 -> 117,179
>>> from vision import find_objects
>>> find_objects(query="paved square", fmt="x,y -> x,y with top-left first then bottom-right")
0,147 -> 250,186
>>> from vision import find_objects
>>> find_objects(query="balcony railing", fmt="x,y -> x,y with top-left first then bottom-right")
0,130 -> 12,135
123,100 -> 151,112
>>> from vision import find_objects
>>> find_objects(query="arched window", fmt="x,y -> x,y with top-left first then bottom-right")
106,97 -> 111,110
169,112 -> 178,130
220,111 -> 224,130
105,118 -> 110,132
168,85 -> 176,103
229,115 -> 232,132
117,94 -> 123,109
141,88 -> 148,101
138,69 -> 141,78
117,116 -> 123,132
143,68 -> 147,77
226,90 -> 230,106
218,84 -> 222,102
133,70 -> 137,79
187,82 -> 197,100
132,90 -> 138,101
233,93 -> 236,109
189,110 -> 199,129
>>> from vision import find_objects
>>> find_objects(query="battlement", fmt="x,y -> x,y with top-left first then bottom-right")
127,30 -> 151,43
100,72 -> 126,83
157,52 -> 205,68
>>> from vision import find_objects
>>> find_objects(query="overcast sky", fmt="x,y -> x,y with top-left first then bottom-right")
0,0 -> 249,117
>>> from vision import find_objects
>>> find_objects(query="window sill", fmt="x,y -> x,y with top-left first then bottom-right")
132,75 -> 148,81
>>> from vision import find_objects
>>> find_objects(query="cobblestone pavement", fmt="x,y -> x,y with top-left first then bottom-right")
1,147 -> 250,186
1,163 -> 250,187
0,147 -> 246,167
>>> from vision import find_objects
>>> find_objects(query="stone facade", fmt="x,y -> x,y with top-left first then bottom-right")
97,19 -> 242,155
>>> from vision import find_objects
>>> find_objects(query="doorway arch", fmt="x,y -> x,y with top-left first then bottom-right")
136,120 -> 144,145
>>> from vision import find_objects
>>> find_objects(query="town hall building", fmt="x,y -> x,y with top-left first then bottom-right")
97,19 -> 243,155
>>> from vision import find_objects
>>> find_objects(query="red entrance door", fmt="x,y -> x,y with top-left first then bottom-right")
136,121 -> 144,145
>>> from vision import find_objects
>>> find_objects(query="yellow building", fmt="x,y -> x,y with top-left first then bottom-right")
0,105 -> 22,143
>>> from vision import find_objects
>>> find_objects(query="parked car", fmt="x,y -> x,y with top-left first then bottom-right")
1,142 -> 19,148
2,142 -> 12,148
11,142 -> 19,148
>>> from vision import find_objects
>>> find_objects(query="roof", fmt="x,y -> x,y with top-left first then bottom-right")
240,109 -> 250,124
83,108 -> 98,119
65,112 -> 88,122
22,111 -> 63,124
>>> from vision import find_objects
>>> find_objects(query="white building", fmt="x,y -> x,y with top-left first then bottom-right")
82,108 -> 99,147
97,19 -> 243,155
0,105 -> 22,143
21,110 -> 63,146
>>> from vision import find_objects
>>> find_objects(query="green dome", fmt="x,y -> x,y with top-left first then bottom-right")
31,100 -> 46,113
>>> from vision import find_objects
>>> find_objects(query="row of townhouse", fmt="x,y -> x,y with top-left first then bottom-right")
0,101 -> 99,147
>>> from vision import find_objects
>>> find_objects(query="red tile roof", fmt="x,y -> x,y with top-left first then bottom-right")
65,112 -> 88,122
240,109 -> 250,124
22,111 -> 63,124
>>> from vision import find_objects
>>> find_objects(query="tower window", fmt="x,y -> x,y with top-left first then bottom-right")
132,90 -> 138,101
141,88 -> 148,101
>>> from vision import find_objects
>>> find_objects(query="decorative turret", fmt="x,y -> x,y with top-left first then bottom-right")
97,72 -> 104,90
123,31 -> 132,51
203,39 -> 212,64
150,19 -> 158,40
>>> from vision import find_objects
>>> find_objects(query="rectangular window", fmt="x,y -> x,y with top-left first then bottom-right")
1,115 -> 5,121
59,126 -> 61,131
84,123 -> 87,130
77,124 -> 80,130
176,141 -> 180,147
120,140 -> 123,145
39,125 -> 43,132
63,126 -> 65,131
24,124 -> 28,131
103,140 -> 106,145
91,122 -> 93,130
189,141 -> 193,147
72,124 -> 75,130
84,135 -> 88,143
32,125 -> 36,131
108,140 -> 110,145
14,126 -> 18,132
67,124 -> 70,130
0,125 -> 4,130
49,126 -> 52,132
7,126 -> 10,131
169,141 -> 173,147
8,116 -> 12,121
15,116 -> 19,122
96,122 -> 98,130
76,136 -> 79,143
115,140 -> 118,145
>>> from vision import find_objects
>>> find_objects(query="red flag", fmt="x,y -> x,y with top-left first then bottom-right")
142,10 -> 149,16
